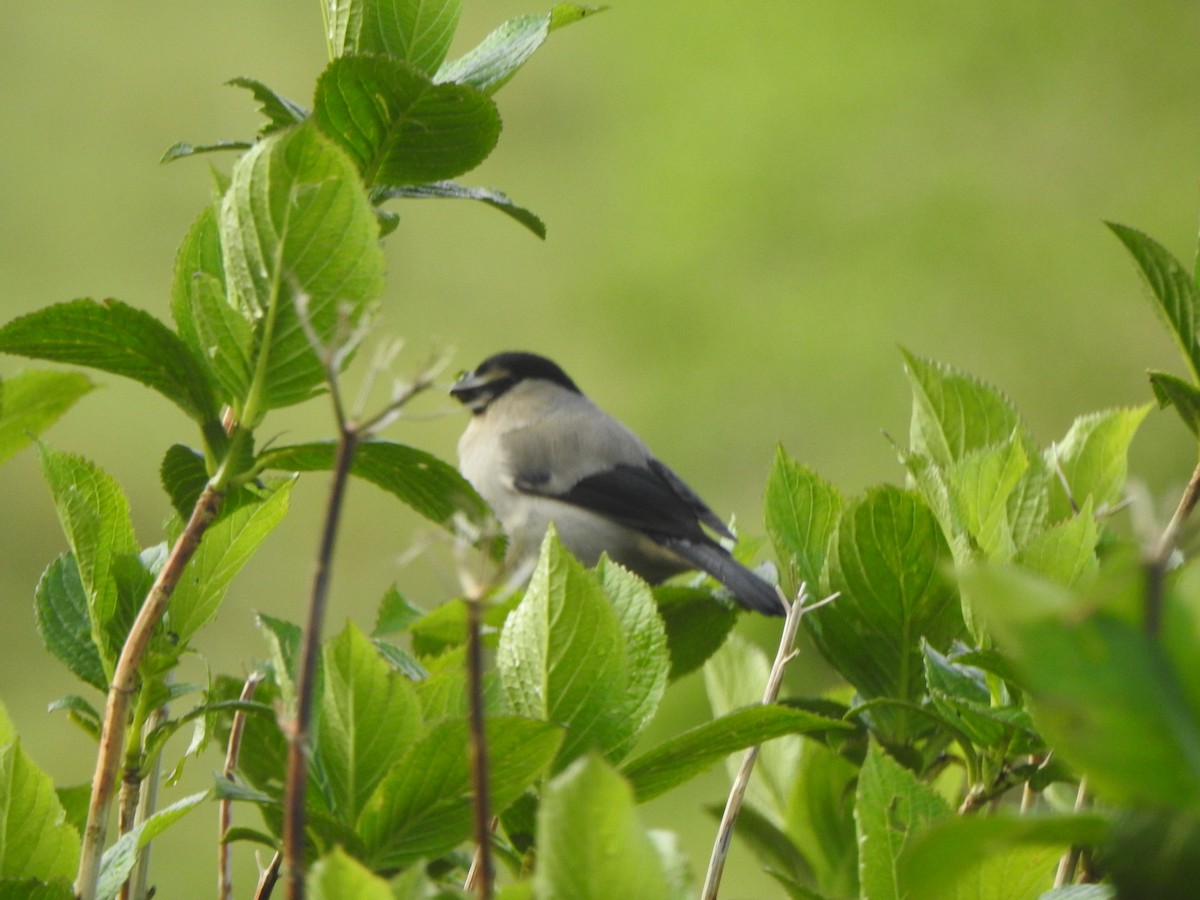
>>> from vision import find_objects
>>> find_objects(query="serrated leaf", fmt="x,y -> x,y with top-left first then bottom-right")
317,622 -> 422,823
327,0 -> 462,73
0,371 -> 94,465
495,532 -> 631,770
0,742 -> 81,881
764,447 -> 841,594
899,812 -> 1108,900
652,585 -> 737,681
314,55 -> 500,188
809,487 -> 963,740
171,206 -> 253,405
34,555 -> 106,691
372,585 -> 423,636
308,847 -> 392,900
167,478 -> 294,644
256,615 -> 304,719
1150,370 -> 1200,438
595,558 -> 669,760
948,432 -> 1028,562
378,180 -> 546,238
901,349 -> 1023,468
436,4 -> 605,94
357,716 -> 561,869
259,439 -> 488,527
409,592 -> 522,656
621,704 -> 850,804
221,120 -> 384,416
855,742 -> 950,900
1108,222 -> 1200,379
38,446 -> 144,674
536,755 -> 678,900
227,77 -> 308,135
923,642 -> 1035,751
966,565 -> 1200,809
372,639 -> 428,681
95,792 -> 207,900
1046,405 -> 1151,521
1015,498 -> 1099,585
0,299 -> 219,424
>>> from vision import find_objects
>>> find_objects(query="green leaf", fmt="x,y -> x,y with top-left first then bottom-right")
923,642 -> 1035,751
161,140 -> 253,163
159,444 -> 210,521
621,704 -> 850,804
34,554 -> 106,691
855,741 -> 950,900
317,622 -> 422,823
171,206 -> 253,405
327,0 -> 462,73
436,4 -> 606,94
256,615 -> 304,718
308,847 -> 392,900
899,812 -> 1108,900
536,755 -> 679,900
0,879 -> 76,899
166,478 -> 294,644
95,792 -> 207,900
495,532 -> 634,769
948,432 -> 1028,561
314,55 -> 500,188
357,716 -> 561,869
1046,405 -> 1151,521
764,447 -> 842,594
408,592 -> 522,656
901,349 -> 1023,467
595,558 -> 670,760
227,77 -> 308,135
966,565 -> 1200,809
1108,222 -> 1200,379
1150,370 -> 1200,437
652,585 -> 737,681
0,371 -> 94,465
1014,498 -> 1099,585
259,439 -> 488,528
0,700 -> 12,744
0,742 -> 80,881
0,298 -> 219,424
810,486 -> 963,738
53,785 -> 91,839
38,446 -> 144,674
378,181 -> 546,238
221,120 -> 384,416
785,738 -> 860,898
372,639 -> 427,681
372,585 -> 423,636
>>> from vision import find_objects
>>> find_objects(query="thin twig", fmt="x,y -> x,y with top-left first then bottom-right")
701,585 -> 830,900
464,817 -> 499,894
465,591 -> 494,899
1145,460 -> 1200,635
255,851 -> 283,900
220,672 -> 265,900
1053,776 -> 1090,887
74,485 -> 224,900
127,698 -> 170,900
283,428 -> 358,900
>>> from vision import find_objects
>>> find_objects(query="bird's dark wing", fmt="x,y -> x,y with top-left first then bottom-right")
515,461 -> 724,543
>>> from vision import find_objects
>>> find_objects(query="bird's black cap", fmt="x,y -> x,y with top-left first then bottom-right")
450,351 -> 581,412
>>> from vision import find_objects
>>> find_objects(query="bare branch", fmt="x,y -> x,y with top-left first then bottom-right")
220,672 -> 266,900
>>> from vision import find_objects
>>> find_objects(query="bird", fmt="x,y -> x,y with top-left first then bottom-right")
449,351 -> 785,616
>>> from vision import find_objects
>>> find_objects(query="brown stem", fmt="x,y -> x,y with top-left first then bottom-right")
255,851 -> 283,900
1145,460 -> 1200,636
465,592 -> 494,899
220,672 -> 265,900
75,485 -> 224,900
283,429 -> 359,899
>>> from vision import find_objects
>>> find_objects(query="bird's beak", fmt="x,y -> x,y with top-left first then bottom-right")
449,368 -> 500,412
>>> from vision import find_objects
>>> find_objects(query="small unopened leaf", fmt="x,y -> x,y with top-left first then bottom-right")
436,4 -> 605,94
0,299 -> 218,424
0,371 -> 94,465
536,755 -> 678,900
314,55 -> 500,188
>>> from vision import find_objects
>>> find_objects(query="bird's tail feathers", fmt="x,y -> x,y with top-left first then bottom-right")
662,538 -> 786,616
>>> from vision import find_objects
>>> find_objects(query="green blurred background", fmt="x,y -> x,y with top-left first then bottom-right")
2,2 -> 1199,896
